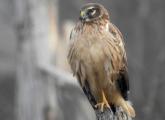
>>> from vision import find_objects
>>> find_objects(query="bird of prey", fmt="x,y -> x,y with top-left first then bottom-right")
67,3 -> 135,117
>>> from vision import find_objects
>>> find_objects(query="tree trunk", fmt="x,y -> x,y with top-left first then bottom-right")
15,0 -> 59,120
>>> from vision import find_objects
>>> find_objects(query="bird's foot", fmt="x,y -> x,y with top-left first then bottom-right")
95,91 -> 110,112
95,102 -> 110,112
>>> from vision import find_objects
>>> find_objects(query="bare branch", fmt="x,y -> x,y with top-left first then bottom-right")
95,107 -> 132,120
40,64 -> 133,120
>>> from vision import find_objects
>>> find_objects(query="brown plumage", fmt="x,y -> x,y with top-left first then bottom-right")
67,3 -> 135,117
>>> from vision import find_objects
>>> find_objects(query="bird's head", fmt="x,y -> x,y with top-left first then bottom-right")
79,3 -> 109,22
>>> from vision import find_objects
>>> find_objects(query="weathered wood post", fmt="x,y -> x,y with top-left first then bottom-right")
86,94 -> 133,120
95,108 -> 132,120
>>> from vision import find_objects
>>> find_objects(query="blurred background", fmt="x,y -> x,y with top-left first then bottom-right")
0,0 -> 165,120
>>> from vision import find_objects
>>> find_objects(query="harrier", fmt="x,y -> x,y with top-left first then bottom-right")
67,3 -> 135,117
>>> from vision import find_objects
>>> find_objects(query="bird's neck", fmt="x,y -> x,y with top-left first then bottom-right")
77,19 -> 110,34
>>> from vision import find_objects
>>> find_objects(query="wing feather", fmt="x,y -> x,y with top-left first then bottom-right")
106,23 -> 130,100
68,28 -> 97,106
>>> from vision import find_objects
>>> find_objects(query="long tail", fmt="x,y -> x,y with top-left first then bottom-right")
116,97 -> 136,118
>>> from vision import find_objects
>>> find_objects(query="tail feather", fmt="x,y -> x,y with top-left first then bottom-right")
124,101 -> 136,117
117,98 -> 136,117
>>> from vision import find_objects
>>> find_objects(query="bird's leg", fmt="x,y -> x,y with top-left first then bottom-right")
95,90 -> 110,112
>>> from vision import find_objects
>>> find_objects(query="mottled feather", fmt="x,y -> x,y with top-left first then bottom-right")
67,3 -> 135,117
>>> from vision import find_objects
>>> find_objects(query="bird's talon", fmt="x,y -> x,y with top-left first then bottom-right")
95,102 -> 110,112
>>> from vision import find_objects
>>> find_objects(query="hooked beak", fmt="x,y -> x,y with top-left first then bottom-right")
79,11 -> 87,21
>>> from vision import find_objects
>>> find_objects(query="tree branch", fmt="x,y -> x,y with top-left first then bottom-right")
38,65 -> 133,120
94,107 -> 132,120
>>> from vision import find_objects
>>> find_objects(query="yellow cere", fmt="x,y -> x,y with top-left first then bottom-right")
80,11 -> 85,17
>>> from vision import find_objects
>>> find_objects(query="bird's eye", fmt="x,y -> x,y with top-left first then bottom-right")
86,7 -> 101,20
88,8 -> 96,16
91,9 -> 96,16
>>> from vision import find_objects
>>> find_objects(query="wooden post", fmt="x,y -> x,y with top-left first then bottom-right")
95,108 -> 132,120
86,95 -> 133,120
